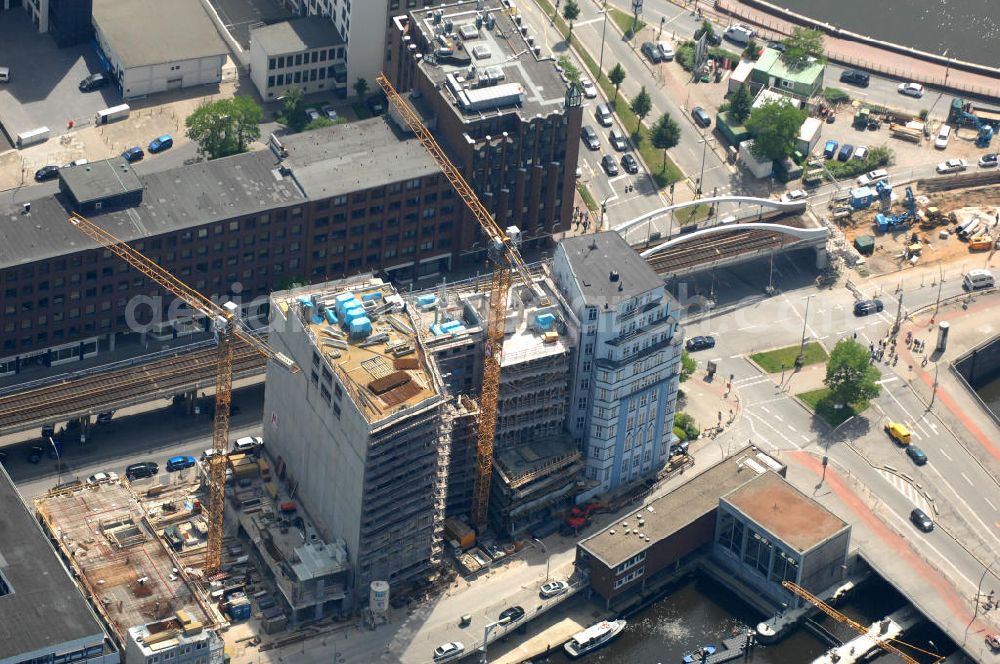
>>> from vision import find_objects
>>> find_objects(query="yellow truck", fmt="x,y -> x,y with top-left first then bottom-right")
884,422 -> 911,446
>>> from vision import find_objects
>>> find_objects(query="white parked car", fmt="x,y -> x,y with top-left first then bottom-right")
656,40 -> 675,61
936,158 -> 968,174
63,158 -> 89,168
540,580 -> 570,598
781,189 -> 808,202
87,471 -> 119,484
897,82 -> 925,98
580,77 -> 597,99
852,145 -> 868,160
433,642 -> 465,662
304,107 -> 320,121
232,436 -> 263,454
856,168 -> 888,186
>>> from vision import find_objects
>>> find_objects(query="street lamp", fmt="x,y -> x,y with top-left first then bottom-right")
696,137 -> 713,197
533,538 -> 550,582
599,193 -> 613,232
598,2 -> 610,79
48,436 -> 63,486
965,559 -> 997,645
480,616 -> 512,663
798,294 -> 813,363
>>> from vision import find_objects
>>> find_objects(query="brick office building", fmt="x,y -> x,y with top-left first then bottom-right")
0,119 -> 464,376
387,0 -> 583,262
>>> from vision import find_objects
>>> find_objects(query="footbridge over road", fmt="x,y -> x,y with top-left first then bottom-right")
614,197 -> 829,278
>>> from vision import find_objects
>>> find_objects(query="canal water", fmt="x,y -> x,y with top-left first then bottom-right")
536,574 -> 952,663
767,0 -> 1000,68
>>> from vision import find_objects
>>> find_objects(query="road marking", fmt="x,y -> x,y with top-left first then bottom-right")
939,448 -> 952,462
876,469 -> 930,513
761,406 -> 771,414
801,434 -> 811,442
836,330 -> 849,335
774,415 -> 784,422
575,17 -> 606,26
737,324 -> 758,331
986,496 -> 998,512
710,357 -> 723,363
961,472 -> 975,487
787,425 -> 797,432
730,354 -> 742,359
876,377 -> 899,385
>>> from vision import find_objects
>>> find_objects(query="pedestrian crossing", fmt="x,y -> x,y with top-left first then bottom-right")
876,468 -> 931,514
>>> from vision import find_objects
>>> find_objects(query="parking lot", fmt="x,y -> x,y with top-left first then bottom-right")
0,11 -> 124,142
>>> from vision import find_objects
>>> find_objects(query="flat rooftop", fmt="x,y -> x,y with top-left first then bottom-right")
276,277 -> 442,424
0,150 -> 304,270
495,436 -> 581,489
0,467 -> 108,661
34,481 -> 211,641
723,470 -> 848,552
93,0 -> 227,67
281,117 -> 439,200
60,157 -> 143,206
250,16 -> 345,54
579,448 -> 786,567
558,232 -> 665,306
407,0 -> 570,121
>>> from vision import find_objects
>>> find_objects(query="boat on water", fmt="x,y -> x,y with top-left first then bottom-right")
563,619 -> 627,658
682,644 -> 717,663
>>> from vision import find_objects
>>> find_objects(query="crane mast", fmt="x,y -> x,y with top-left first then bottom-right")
67,212 -> 297,574
375,73 -> 538,530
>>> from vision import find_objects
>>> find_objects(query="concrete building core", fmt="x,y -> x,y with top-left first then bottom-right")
263,275 -> 449,601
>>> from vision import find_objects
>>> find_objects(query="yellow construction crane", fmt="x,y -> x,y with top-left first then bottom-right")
67,212 -> 298,574
782,581 -> 943,664
376,73 -> 540,530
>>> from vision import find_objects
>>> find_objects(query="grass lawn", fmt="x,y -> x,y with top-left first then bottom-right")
798,388 -> 869,427
609,7 -> 646,36
750,342 -> 828,373
577,182 -> 598,212
674,203 -> 710,225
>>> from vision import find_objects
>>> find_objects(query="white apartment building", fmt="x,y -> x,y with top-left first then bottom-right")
552,232 -> 683,494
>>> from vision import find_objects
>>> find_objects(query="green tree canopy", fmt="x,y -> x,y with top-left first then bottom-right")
680,349 -> 696,382
745,99 -> 807,161
651,113 -> 681,171
185,96 -> 262,160
279,87 -> 305,130
557,56 -> 581,84
353,78 -> 369,98
629,86 -> 653,133
782,27 -> 825,67
608,63 -> 626,100
694,19 -> 715,40
728,84 -> 752,124
563,0 -> 580,42
823,339 -> 881,407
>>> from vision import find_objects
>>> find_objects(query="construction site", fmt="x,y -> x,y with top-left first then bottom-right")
834,176 -> 1000,275
34,477 -> 224,661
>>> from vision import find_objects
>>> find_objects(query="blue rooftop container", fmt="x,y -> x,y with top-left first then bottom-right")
361,292 -> 383,302
350,317 -> 372,338
416,294 -> 437,308
324,309 -> 338,325
536,313 -> 556,330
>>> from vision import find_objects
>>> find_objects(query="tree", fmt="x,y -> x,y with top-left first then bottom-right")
562,0 -> 580,44
185,96 -> 262,160
745,99 -> 807,161
280,87 -> 305,130
679,349 -> 696,382
823,339 -> 881,407
693,20 -> 715,41
608,63 -> 626,100
557,56 -> 581,84
353,78 -> 369,98
782,27 -> 825,67
629,86 -> 652,134
728,84 -> 752,124
651,113 -> 681,172
742,38 -> 759,60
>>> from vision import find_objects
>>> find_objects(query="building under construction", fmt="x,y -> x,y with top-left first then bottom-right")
34,480 -> 220,660
406,268 -> 585,536
262,274 -> 450,603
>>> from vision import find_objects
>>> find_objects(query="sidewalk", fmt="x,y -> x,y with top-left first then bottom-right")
713,0 -> 1000,99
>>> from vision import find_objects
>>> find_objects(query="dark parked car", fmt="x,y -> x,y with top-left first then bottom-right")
601,154 -> 619,176
28,445 -> 44,464
621,153 -> 639,174
42,424 -> 55,438
581,125 -> 600,150
499,606 -> 525,624
34,165 -> 60,182
126,461 -> 159,480
910,508 -> 934,532
853,299 -> 884,316
692,106 -> 711,128
839,69 -> 870,87
837,144 -> 854,161
367,94 -> 387,116
79,72 -> 109,92
148,134 -> 173,153
905,446 -> 928,465
685,335 -> 716,351
97,411 -> 114,424
641,41 -> 664,63
121,147 -> 144,162
166,455 -> 197,472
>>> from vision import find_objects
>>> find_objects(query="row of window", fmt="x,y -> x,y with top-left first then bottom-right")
613,565 -> 645,589
14,643 -> 104,664
267,65 -> 346,89
268,47 -> 343,72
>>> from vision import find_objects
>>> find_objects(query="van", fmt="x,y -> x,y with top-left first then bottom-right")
964,268 -> 995,291
595,103 -> 613,127
935,124 -> 952,149
723,25 -> 754,45
0,67 -> 9,83
233,436 -> 263,454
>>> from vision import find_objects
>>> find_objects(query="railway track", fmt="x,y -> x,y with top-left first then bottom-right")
0,343 -> 265,431
645,229 -> 801,275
